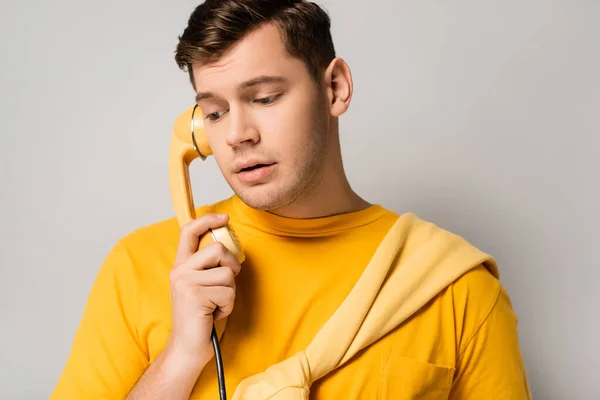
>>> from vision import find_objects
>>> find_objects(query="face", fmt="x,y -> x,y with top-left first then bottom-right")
191,23 -> 332,211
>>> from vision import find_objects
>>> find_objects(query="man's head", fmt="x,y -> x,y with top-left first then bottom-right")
175,0 -> 353,211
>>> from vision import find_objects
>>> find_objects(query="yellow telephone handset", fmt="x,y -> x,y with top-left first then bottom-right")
169,104 -> 245,264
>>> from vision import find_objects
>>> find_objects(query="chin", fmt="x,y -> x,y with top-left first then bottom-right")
233,181 -> 298,211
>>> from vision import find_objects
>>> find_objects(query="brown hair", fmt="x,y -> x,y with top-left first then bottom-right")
174,0 -> 336,88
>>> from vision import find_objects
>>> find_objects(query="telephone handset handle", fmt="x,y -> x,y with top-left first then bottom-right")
169,104 -> 245,263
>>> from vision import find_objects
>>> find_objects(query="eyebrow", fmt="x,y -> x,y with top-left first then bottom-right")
195,75 -> 287,102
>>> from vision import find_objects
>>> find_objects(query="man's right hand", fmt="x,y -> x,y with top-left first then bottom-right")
127,213 -> 242,400
167,213 -> 242,366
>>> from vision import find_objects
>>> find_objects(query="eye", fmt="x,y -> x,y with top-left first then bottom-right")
205,110 -> 227,121
254,94 -> 280,105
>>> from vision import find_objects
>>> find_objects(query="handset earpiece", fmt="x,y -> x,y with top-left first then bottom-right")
169,104 -> 245,263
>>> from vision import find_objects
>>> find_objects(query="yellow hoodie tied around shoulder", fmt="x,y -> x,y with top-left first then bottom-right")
230,212 -> 498,399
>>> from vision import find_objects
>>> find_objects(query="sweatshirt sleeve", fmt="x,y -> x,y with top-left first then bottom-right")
50,240 -> 149,399
449,282 -> 532,399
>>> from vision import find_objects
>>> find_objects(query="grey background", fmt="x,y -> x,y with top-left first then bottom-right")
1,0 -> 598,398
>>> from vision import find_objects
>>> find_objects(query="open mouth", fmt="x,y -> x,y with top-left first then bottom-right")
240,163 -> 275,172
236,162 -> 277,183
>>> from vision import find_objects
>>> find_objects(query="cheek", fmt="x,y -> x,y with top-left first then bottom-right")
205,136 -> 231,174
258,100 -> 318,149
260,118 -> 309,161
205,129 -> 228,156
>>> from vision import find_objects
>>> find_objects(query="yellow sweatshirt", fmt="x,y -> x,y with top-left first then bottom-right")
51,195 -> 530,399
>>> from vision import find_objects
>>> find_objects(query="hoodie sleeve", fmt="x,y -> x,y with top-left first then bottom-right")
448,281 -> 532,399
49,239 -> 149,399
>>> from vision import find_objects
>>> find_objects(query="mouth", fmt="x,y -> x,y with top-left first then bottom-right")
235,162 -> 277,183
237,162 -> 276,173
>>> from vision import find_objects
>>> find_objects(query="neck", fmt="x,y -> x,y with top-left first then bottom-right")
268,126 -> 371,219
269,180 -> 369,220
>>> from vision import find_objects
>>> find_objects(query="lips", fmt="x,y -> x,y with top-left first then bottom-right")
235,160 -> 276,173
240,163 -> 273,172
235,161 -> 277,184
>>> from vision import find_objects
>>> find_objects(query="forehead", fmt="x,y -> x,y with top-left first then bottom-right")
191,23 -> 305,91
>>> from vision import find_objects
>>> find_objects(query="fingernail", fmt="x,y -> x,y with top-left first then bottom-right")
218,214 -> 228,219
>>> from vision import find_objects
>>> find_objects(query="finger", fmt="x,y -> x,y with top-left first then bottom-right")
175,213 -> 229,264
187,266 -> 236,289
176,241 -> 241,276
202,286 -> 236,319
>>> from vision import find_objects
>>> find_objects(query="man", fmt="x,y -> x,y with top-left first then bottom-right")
51,0 -> 531,399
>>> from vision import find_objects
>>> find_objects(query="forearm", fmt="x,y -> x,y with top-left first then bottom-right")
126,345 -> 209,400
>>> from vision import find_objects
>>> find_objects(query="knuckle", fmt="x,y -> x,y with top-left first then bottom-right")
169,269 -> 180,282
180,221 -> 194,235
223,267 -> 235,281
217,241 -> 228,253
171,276 -> 187,291
212,241 -> 227,257
226,286 -> 236,301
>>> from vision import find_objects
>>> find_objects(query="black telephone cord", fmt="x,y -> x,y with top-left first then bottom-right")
211,324 -> 227,400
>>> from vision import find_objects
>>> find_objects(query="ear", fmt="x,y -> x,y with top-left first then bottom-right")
322,57 -> 353,117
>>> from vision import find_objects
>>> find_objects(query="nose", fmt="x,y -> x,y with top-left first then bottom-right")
226,106 -> 260,148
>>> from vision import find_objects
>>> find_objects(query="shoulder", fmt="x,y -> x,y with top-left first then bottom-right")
395,213 -> 506,350
449,263 -> 518,355
451,264 -> 501,308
